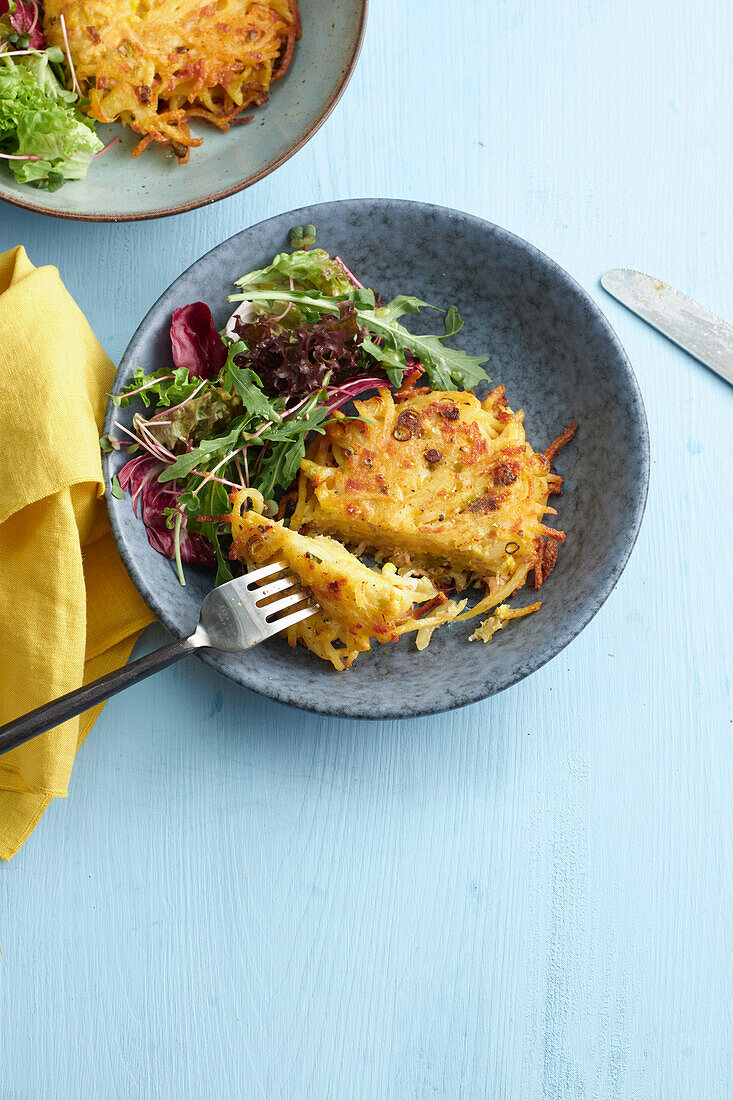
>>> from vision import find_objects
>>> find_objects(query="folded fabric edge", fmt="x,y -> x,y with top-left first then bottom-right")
0,792 -> 51,862
0,471 -> 105,531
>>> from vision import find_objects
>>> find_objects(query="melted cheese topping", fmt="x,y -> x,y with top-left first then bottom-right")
43,0 -> 298,159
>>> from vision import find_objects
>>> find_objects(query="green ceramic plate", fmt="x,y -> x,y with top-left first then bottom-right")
0,0 -> 366,222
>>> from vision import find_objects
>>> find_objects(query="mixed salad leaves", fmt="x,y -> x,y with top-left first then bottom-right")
106,227 -> 490,586
0,0 -> 103,189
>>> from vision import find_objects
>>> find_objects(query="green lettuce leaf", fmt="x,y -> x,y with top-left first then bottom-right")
0,49 -> 102,189
233,248 -> 356,300
137,389 -> 236,452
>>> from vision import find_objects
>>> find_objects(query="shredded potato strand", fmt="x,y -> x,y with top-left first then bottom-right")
290,386 -> 575,657
43,0 -> 299,159
229,499 -> 465,671
226,386 -> 575,669
294,387 -> 564,585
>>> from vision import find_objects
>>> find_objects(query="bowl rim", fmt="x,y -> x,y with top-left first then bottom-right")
0,0 -> 368,224
105,197 -> 650,718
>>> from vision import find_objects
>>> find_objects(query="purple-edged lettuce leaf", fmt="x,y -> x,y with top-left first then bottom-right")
232,302 -> 369,396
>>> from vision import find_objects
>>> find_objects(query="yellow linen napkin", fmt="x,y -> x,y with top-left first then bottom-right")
0,246 -> 155,860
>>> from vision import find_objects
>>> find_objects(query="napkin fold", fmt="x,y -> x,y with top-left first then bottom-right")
0,246 -> 154,860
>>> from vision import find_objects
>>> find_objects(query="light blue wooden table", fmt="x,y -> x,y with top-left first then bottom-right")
2,2 -> 732,1096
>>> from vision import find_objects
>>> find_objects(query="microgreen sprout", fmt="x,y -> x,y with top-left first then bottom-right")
288,223 -> 317,250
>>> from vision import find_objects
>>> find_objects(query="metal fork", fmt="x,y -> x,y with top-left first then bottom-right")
0,562 -> 316,757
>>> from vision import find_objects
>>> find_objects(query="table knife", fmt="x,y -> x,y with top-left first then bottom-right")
601,269 -> 733,388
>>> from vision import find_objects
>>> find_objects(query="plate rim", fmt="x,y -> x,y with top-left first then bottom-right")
0,0 -> 368,223
104,197 -> 650,718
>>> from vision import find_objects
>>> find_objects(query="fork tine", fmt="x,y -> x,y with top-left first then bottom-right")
254,574 -> 300,602
267,604 -> 318,634
244,559 -> 289,585
264,589 -> 311,615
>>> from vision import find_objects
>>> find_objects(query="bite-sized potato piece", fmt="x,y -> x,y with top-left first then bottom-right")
229,497 -> 464,670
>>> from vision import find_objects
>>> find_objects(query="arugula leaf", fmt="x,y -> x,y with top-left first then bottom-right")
351,287 -> 376,310
367,298 -> 488,390
359,335 -> 405,386
157,426 -> 242,483
375,294 -> 434,324
263,403 -> 331,442
254,401 -> 335,497
213,544 -> 235,586
223,344 -> 282,421
257,437 -> 308,500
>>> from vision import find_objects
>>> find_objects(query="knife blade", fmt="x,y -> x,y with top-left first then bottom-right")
601,269 -> 733,388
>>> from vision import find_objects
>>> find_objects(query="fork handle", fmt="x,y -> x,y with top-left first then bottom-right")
0,635 -> 199,757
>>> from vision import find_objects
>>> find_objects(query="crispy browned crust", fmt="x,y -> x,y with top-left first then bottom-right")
394,365 -> 431,402
530,419 -> 577,589
541,537 -> 559,582
271,0 -> 301,81
545,421 -> 578,464
412,592 -> 449,620
532,530 -> 561,589
532,542 -> 543,589
540,524 -> 566,542
485,383 -> 506,407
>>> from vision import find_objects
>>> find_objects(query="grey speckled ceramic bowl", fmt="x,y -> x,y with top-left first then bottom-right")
104,199 -> 649,718
0,1 -> 366,222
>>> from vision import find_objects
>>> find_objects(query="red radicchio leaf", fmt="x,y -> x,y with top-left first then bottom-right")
170,302 -> 227,380
0,0 -> 45,48
117,454 -> 216,566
